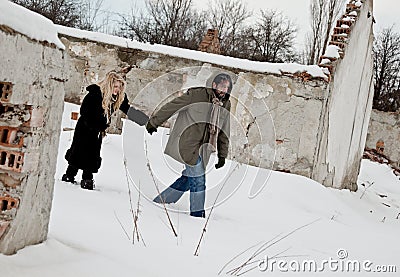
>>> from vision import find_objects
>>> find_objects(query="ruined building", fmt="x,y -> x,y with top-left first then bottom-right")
58,0 -> 374,192
0,0 -> 385,255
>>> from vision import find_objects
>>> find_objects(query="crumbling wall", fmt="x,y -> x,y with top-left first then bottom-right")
0,29 -> 67,254
57,0 -> 374,191
366,109 -> 400,166
59,35 -> 329,177
313,0 -> 375,190
229,73 -> 326,176
59,35 -> 206,134
0,0 -> 376,257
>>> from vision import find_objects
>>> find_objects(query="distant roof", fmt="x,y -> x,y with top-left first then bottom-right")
0,0 -> 65,49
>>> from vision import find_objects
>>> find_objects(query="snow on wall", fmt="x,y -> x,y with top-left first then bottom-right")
58,0 -> 374,191
0,23 -> 67,254
0,0 -> 64,49
57,25 -> 328,80
312,0 -> 375,190
0,0 -> 377,256
59,35 -> 328,176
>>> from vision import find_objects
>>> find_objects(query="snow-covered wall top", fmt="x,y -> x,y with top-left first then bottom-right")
56,25 -> 328,81
0,0 -> 330,81
0,0 -> 64,49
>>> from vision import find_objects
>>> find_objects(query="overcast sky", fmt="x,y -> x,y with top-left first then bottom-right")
103,0 -> 399,48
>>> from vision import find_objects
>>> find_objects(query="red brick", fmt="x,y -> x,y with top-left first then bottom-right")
198,29 -> 221,54
0,127 -> 24,148
0,150 -> 24,172
0,194 -> 19,211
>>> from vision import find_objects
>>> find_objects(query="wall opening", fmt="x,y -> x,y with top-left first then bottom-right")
0,127 -> 23,147
0,104 -> 14,115
8,154 -> 15,167
0,129 -> 8,143
0,198 -> 17,211
1,200 -> 7,211
0,152 -> 6,165
0,82 -> 13,102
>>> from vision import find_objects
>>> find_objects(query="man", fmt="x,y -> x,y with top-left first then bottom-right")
146,73 -> 232,217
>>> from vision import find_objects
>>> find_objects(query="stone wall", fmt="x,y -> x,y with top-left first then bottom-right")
0,0 -> 377,256
57,0 -> 374,192
58,33 -> 329,177
366,109 -> 400,166
0,28 -> 67,254
313,0 -> 375,190
229,72 -> 326,176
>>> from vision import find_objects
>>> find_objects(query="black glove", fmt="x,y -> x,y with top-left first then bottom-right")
146,121 -> 157,135
215,156 -> 225,169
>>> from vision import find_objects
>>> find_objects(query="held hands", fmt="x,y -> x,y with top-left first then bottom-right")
146,121 -> 157,135
215,156 -> 225,169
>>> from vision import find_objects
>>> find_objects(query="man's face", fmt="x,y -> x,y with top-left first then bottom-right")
212,80 -> 230,98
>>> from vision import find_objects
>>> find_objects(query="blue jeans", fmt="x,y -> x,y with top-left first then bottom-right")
153,156 -> 206,216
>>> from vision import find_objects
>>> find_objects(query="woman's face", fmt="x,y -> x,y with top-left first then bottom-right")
112,81 -> 122,96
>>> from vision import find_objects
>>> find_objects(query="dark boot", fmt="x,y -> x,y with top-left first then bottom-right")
81,179 -> 95,190
62,174 -> 77,185
190,210 -> 205,218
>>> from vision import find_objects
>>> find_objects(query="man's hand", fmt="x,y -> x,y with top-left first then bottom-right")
215,156 -> 225,169
146,121 -> 157,135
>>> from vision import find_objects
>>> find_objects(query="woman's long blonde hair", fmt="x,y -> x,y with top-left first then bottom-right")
97,71 -> 126,115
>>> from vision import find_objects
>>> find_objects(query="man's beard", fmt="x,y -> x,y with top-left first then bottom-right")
212,88 -> 225,100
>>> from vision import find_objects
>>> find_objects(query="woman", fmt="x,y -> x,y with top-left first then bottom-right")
62,71 -> 148,190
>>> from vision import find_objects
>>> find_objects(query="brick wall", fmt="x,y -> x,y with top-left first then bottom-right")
0,26 -> 67,254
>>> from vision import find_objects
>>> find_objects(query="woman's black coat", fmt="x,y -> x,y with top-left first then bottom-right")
65,84 -> 129,173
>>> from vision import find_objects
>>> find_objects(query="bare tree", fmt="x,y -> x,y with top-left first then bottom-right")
117,8 -> 158,43
373,27 -> 400,112
205,0 -> 251,56
146,0 -> 193,45
10,0 -> 107,31
77,0 -> 107,31
11,0 -> 80,27
118,0 -> 207,49
118,0 -> 298,61
305,0 -> 325,65
304,0 -> 345,65
244,9 -> 297,63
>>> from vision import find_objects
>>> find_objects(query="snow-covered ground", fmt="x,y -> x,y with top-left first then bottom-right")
0,102 -> 399,276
